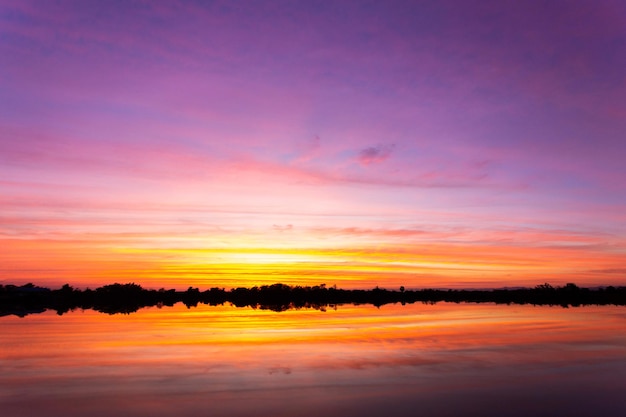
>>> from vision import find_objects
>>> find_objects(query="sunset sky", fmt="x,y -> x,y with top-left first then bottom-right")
1,0 -> 625,289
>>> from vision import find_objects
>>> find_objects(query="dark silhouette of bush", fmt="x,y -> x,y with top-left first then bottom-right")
1,281 -> 625,317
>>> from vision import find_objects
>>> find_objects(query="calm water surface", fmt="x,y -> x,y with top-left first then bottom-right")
1,303 -> 625,416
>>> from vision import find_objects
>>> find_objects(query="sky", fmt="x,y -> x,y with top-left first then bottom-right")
1,0 -> 625,289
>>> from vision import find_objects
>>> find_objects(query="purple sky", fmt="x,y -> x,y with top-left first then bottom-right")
1,0 -> 625,288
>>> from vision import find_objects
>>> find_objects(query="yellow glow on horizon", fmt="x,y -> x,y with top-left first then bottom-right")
3,236 -> 626,290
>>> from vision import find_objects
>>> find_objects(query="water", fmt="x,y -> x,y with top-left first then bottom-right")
1,303 -> 625,416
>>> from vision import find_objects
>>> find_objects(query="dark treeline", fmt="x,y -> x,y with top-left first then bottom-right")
1,282 -> 625,317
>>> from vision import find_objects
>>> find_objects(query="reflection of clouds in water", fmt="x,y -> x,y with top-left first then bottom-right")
3,362 -> 626,417
268,366 -> 292,375
1,304 -> 625,417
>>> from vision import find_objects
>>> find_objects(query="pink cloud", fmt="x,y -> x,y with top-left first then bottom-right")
1,0 -> 625,288
356,144 -> 395,166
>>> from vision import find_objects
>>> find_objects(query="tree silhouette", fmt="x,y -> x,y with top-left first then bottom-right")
1,282 -> 625,317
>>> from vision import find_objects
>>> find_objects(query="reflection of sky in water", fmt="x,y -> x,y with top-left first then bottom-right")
1,304 -> 625,417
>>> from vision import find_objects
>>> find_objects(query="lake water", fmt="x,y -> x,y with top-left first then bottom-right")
1,303 -> 625,417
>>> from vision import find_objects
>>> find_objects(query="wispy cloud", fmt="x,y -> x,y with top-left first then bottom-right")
357,144 -> 395,166
1,0 -> 625,288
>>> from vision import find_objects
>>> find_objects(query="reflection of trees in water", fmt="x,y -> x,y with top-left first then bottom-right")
1,282 -> 625,317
